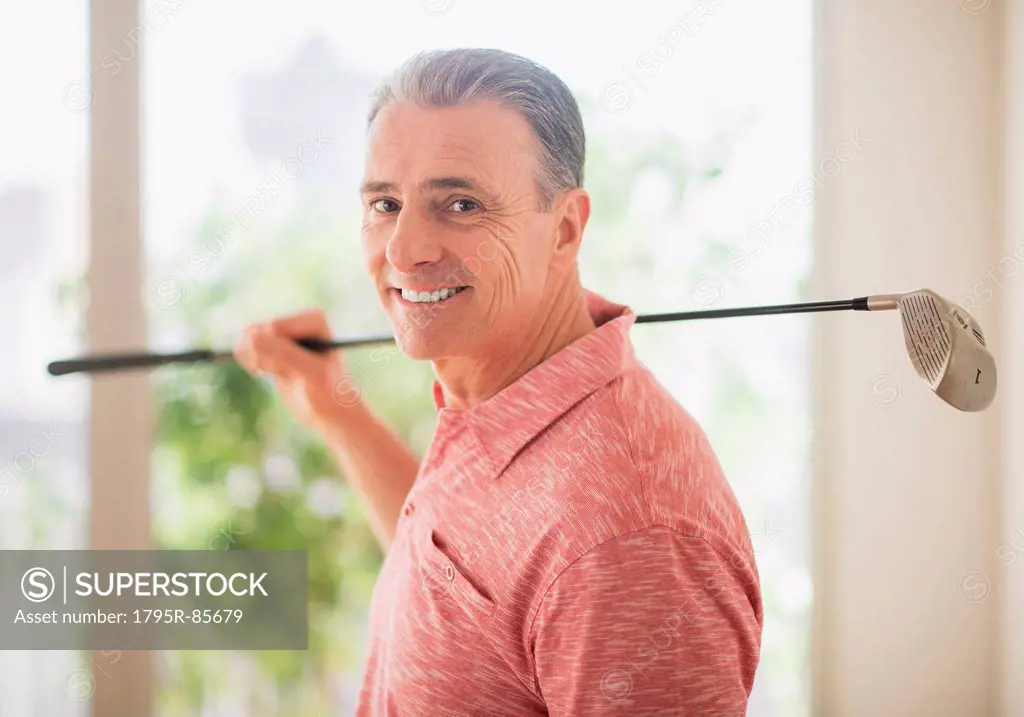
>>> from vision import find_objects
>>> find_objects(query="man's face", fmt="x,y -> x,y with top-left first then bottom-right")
360,100 -> 570,361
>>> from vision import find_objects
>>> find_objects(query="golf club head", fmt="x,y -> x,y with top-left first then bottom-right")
898,289 -> 997,412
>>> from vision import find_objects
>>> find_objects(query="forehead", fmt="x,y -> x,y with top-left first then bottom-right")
363,101 -> 538,189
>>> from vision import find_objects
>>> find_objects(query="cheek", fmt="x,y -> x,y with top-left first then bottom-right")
462,243 -> 516,293
502,239 -> 548,294
441,230 -> 494,281
361,225 -> 388,269
510,219 -> 555,283
474,239 -> 508,279
361,215 -> 383,244
469,235 -> 547,297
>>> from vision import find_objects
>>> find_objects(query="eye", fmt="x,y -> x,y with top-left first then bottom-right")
370,198 -> 399,213
449,198 -> 480,213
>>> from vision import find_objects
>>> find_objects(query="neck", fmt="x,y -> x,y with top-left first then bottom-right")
433,281 -> 596,411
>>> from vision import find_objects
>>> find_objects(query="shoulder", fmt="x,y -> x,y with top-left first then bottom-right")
500,364 -> 759,617
543,364 -> 751,548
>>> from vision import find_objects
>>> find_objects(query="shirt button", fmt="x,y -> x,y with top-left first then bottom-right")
403,503 -> 414,517
445,564 -> 455,582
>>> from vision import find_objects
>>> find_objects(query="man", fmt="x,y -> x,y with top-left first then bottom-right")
236,48 -> 762,716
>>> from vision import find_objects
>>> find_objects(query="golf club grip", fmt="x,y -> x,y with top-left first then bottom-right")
46,335 -> 397,376
47,350 -> 217,376
296,337 -> 345,352
295,335 -> 396,351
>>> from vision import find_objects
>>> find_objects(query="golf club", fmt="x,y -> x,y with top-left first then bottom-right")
45,288 -> 997,412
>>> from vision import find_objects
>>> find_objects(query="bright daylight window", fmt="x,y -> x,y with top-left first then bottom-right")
0,2 -> 90,715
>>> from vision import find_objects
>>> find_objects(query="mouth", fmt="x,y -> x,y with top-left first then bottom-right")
392,286 -> 470,306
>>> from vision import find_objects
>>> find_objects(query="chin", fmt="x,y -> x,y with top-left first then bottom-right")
392,329 -> 447,361
382,289 -> 481,361
392,326 -> 476,362
395,337 -> 436,361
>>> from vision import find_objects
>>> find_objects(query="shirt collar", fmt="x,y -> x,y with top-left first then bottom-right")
430,288 -> 638,478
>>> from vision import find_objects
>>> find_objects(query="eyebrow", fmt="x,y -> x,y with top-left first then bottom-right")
359,176 -> 486,195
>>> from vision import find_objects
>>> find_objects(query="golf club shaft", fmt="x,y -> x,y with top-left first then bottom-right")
46,295 -> 878,377
635,297 -> 868,323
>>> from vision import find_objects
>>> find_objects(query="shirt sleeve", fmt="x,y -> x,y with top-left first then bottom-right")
529,525 -> 762,716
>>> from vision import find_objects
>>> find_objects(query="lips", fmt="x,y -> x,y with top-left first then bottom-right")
400,286 -> 468,304
391,286 -> 471,307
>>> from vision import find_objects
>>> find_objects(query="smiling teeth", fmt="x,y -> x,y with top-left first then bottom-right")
401,287 -> 465,303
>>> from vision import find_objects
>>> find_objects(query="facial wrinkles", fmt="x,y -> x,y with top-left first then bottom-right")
364,105 -> 554,305
441,175 -> 538,300
369,185 -> 544,282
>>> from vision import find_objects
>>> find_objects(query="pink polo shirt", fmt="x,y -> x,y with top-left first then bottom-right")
354,289 -> 763,716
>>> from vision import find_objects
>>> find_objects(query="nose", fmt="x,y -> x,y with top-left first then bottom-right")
385,209 -> 444,273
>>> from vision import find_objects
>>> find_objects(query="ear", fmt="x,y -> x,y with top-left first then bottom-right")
551,188 -> 590,267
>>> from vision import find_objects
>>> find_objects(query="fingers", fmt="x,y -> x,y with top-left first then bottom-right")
234,309 -> 334,379
268,309 -> 332,340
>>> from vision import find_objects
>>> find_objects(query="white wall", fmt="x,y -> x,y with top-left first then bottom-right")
998,2 -> 1024,714
814,1 -> 1018,715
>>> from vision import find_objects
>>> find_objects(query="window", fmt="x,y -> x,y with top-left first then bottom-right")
149,0 -> 809,713
0,2 -> 90,713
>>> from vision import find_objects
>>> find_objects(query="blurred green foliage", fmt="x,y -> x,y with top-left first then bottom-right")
151,197 -> 442,713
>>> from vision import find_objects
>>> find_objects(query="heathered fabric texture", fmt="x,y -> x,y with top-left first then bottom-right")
355,288 -> 763,716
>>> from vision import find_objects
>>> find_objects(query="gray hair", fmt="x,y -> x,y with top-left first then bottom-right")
366,48 -> 585,211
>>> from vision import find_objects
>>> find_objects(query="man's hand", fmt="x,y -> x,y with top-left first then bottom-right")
234,308 -> 420,549
234,308 -> 357,431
